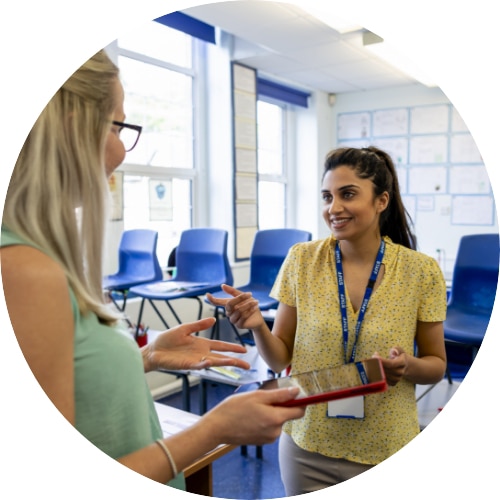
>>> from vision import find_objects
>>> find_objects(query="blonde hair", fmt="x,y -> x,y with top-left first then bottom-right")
3,49 -> 121,324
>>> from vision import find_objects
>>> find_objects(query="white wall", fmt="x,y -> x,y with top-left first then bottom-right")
329,83 -> 498,277
105,45 -> 498,312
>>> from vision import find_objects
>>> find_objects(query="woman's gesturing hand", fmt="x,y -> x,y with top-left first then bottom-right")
206,284 -> 265,330
142,317 -> 250,372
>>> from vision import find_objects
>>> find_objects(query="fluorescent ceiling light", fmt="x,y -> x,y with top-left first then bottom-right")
363,31 -> 437,87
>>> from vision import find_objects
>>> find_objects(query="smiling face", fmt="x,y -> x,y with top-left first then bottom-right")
321,166 -> 389,243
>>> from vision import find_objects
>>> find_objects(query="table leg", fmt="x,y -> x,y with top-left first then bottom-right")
185,464 -> 212,496
199,378 -> 208,414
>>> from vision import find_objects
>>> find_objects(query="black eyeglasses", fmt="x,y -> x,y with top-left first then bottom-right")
112,120 -> 142,152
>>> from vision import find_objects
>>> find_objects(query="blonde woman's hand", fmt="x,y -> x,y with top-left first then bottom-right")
200,387 -> 306,448
142,317 -> 250,372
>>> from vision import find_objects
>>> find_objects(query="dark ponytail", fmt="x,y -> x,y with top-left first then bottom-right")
323,146 -> 416,249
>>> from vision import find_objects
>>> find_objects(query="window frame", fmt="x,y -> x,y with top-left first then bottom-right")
108,28 -> 208,269
256,95 -> 290,228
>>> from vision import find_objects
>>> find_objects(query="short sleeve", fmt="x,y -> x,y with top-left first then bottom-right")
417,256 -> 448,322
270,243 -> 302,307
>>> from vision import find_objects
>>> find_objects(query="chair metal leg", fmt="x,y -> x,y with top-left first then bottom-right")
445,365 -> 453,384
135,298 -> 147,337
180,373 -> 191,412
164,300 -> 183,325
108,290 -> 128,312
416,382 -> 439,402
211,306 -> 246,346
240,445 -> 263,458
163,371 -> 191,412
229,322 -> 246,346
199,378 -> 208,414
146,299 -> 171,329
210,307 -> 220,340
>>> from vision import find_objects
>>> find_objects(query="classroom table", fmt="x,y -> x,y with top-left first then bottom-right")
145,327 -> 275,412
192,346 -> 275,458
155,402 -> 236,496
159,345 -> 275,459
194,345 -> 273,411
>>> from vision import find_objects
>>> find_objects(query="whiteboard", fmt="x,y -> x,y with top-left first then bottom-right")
449,166 -> 491,194
408,166 -> 447,194
372,137 -> 408,165
402,195 -> 417,222
338,138 -> 371,149
451,196 -> 495,225
396,166 -> 408,194
410,104 -> 449,134
450,133 -> 483,163
451,107 -> 468,132
338,112 -> 371,140
373,108 -> 408,136
409,135 -> 448,164
335,102 -> 498,271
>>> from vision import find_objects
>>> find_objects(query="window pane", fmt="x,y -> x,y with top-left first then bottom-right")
258,182 -> 285,229
257,101 -> 283,175
118,56 -> 193,169
123,175 -> 192,264
118,22 -> 192,68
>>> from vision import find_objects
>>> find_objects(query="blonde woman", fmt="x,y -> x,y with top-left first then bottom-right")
1,49 -> 305,489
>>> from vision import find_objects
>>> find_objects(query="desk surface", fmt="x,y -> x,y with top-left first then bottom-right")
193,345 -> 274,387
154,402 -> 235,477
152,335 -> 275,387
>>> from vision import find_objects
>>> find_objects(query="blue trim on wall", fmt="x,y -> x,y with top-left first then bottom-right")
257,78 -> 310,108
154,12 -> 216,44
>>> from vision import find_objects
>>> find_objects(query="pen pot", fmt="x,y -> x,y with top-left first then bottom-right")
136,332 -> 148,347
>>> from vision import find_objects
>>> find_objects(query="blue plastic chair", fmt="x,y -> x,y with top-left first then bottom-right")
130,228 -> 233,333
444,233 -> 499,380
103,229 -> 163,312
207,228 -> 312,343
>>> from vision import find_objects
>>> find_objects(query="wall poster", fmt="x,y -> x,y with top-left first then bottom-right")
232,63 -> 258,260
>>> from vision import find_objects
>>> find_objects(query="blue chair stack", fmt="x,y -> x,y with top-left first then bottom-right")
207,228 -> 312,343
130,228 -> 233,333
444,233 -> 499,380
103,229 -> 163,312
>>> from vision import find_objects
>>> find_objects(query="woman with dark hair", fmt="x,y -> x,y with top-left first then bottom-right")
208,146 -> 447,495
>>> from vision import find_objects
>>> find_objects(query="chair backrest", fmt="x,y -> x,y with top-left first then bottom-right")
449,233 -> 500,315
175,228 -> 233,285
116,229 -> 163,282
248,229 -> 312,288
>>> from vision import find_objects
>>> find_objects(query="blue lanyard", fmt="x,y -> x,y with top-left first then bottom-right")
335,239 -> 385,364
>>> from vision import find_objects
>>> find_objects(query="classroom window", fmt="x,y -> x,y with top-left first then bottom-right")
257,100 -> 287,229
118,56 -> 193,169
116,22 -> 197,262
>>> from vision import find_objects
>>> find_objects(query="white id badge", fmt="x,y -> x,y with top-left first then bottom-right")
328,396 -> 364,419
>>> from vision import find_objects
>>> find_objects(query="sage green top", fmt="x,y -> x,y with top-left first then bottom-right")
1,227 -> 184,489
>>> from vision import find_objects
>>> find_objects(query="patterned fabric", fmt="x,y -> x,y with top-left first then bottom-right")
1,226 -> 185,488
274,235 -> 447,465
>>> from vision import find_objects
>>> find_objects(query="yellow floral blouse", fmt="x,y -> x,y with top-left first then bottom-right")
274,235 -> 447,465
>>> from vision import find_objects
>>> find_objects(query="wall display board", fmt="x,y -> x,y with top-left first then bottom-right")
337,103 -> 496,275
149,179 -> 173,221
232,63 -> 258,260
108,171 -> 123,221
